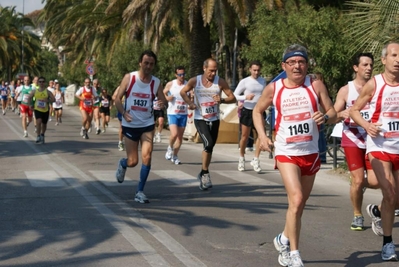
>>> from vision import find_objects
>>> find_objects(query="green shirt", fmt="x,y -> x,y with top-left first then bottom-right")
21,85 -> 33,105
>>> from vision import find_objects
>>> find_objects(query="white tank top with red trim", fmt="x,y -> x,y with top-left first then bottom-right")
193,75 -> 220,121
273,76 -> 319,156
167,79 -> 188,115
341,81 -> 370,149
122,71 -> 160,128
366,74 -> 399,154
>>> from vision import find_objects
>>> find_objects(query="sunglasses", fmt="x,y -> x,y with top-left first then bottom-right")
38,80 -> 45,83
176,73 -> 185,77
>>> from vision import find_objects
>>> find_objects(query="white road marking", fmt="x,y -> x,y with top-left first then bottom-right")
152,170 -> 198,186
25,170 -> 67,187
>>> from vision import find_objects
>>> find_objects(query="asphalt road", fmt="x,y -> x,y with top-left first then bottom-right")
0,105 -> 398,267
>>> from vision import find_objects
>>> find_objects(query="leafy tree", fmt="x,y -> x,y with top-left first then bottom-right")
0,6 -> 41,80
242,3 -> 352,97
345,0 -> 399,72
35,49 -> 59,80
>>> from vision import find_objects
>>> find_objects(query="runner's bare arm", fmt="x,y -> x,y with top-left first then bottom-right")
333,85 -> 349,122
180,78 -> 197,109
350,79 -> 380,137
253,83 -> 274,151
313,79 -> 336,125
218,78 -> 236,104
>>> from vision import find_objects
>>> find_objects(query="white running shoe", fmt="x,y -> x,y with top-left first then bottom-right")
171,156 -> 181,165
49,117 -> 52,122
274,233 -> 290,266
366,204 -> 383,236
197,173 -> 212,190
135,191 -> 150,204
238,157 -> 245,171
55,122 -> 59,126
88,127 -> 92,133
101,129 -> 106,133
23,131 -> 28,138
115,158 -> 126,183
155,133 -> 161,143
289,252 -> 304,267
250,158 -> 262,173
381,242 -> 398,261
35,136 -> 41,143
118,142 -> 125,151
80,128 -> 84,136
165,147 -> 172,160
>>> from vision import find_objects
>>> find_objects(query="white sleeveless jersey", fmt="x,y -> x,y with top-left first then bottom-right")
341,81 -> 369,149
366,74 -> 399,154
167,79 -> 188,115
273,76 -> 319,156
53,91 -> 63,108
193,75 -> 220,121
122,71 -> 160,128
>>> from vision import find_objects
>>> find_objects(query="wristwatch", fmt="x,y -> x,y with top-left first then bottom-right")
323,114 -> 329,124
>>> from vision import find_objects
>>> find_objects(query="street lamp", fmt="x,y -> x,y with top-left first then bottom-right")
21,0 -> 25,73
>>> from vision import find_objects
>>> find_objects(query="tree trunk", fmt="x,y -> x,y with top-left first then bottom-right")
189,5 -> 211,77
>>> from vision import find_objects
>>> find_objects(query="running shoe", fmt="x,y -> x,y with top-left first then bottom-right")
273,233 -> 290,266
23,131 -> 28,138
105,122 -> 108,127
350,215 -> 364,231
96,128 -> 101,135
88,127 -> 92,133
55,122 -> 59,126
135,191 -> 150,204
245,147 -> 254,152
289,253 -> 304,267
250,158 -> 262,173
197,172 -> 209,190
204,173 -> 212,188
155,133 -> 161,143
381,242 -> 398,261
118,142 -> 125,151
115,158 -> 126,183
102,129 -> 106,133
49,117 -> 52,122
171,156 -> 181,165
83,133 -> 89,139
366,204 -> 383,236
165,147 -> 172,160
395,209 -> 399,216
59,118 -> 62,123
35,136 -> 41,143
80,128 -> 84,136
238,157 -> 245,172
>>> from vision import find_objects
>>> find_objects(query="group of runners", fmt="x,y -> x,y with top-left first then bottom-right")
75,78 -> 112,139
110,44 -> 399,266
5,42 -> 399,266
2,76 -> 65,143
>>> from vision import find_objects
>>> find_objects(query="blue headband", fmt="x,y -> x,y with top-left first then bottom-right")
282,51 -> 308,62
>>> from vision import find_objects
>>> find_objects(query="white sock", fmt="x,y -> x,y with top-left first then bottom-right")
118,140 -> 122,144
280,233 -> 289,245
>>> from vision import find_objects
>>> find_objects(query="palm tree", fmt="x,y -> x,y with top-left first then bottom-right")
0,6 -> 41,80
118,0 -> 256,76
345,0 -> 399,71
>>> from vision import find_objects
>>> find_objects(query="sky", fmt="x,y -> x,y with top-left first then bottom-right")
0,0 -> 45,14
